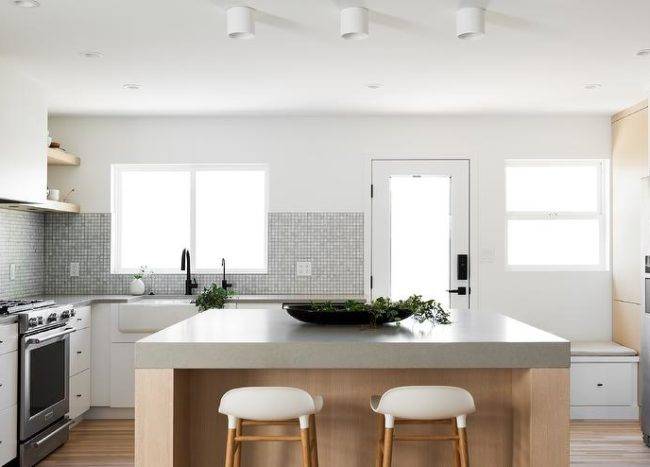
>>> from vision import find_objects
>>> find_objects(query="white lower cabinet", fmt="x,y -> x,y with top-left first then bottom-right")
0,351 -> 17,411
69,370 -> 91,420
570,357 -> 639,419
109,343 -> 135,408
70,328 -> 91,377
69,305 -> 92,420
0,405 -> 17,465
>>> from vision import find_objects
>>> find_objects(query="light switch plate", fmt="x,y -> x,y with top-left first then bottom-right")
9,264 -> 16,281
69,262 -> 80,277
296,261 -> 312,277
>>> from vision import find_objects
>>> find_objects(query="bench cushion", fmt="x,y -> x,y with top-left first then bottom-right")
571,341 -> 637,356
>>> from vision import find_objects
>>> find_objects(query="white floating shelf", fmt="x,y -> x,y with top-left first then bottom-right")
47,148 -> 81,166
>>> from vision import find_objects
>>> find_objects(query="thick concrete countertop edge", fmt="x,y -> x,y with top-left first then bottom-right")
135,340 -> 570,369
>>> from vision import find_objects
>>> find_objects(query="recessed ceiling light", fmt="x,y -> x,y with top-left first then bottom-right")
341,7 -> 369,40
11,0 -> 40,7
637,49 -> 650,57
584,83 -> 602,90
79,51 -> 103,59
122,83 -> 141,90
366,83 -> 383,89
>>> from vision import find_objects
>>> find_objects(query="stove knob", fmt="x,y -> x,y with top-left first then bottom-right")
70,309 -> 76,317
60,310 -> 70,319
37,316 -> 43,325
47,313 -> 58,323
28,317 -> 38,327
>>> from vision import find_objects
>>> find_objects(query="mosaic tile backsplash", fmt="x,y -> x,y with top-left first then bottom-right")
0,209 -> 45,299
44,212 -> 363,295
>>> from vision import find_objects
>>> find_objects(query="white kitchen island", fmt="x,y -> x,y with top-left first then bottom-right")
135,308 -> 570,467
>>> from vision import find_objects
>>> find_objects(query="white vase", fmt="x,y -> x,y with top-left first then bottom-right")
129,278 -> 145,295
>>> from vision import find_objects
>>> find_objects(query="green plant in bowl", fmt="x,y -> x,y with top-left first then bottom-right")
194,283 -> 236,311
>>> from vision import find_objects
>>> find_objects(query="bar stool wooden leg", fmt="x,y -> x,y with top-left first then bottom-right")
451,419 -> 461,467
381,427 -> 394,467
234,418 -> 242,467
224,427 -> 236,467
300,426 -> 312,467
375,414 -> 385,467
458,427 -> 469,467
309,414 -> 319,467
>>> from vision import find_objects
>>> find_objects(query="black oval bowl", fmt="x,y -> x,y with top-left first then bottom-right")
283,303 -> 414,325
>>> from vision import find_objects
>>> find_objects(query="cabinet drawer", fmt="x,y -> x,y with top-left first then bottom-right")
72,306 -> 91,330
0,323 -> 18,355
571,362 -> 635,406
70,328 -> 91,376
0,405 -> 17,465
69,370 -> 90,420
0,352 -> 17,411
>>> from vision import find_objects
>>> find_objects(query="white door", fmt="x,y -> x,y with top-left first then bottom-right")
371,159 -> 470,309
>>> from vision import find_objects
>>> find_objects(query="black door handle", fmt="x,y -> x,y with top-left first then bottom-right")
447,287 -> 468,296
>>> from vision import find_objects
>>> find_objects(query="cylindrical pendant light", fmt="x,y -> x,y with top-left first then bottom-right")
227,6 -> 255,39
456,6 -> 485,40
341,6 -> 369,40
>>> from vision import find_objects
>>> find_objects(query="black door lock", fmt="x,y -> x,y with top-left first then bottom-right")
447,287 -> 468,296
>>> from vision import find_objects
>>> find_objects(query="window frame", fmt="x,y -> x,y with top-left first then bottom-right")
111,163 -> 269,275
504,159 -> 609,271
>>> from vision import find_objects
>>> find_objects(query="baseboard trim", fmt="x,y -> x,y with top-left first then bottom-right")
571,405 -> 639,420
85,407 -> 135,420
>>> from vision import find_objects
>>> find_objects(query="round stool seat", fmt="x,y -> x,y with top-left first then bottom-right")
219,386 -> 323,423
371,386 -> 475,421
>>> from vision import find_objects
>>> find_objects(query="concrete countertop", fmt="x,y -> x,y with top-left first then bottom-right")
135,308 -> 569,370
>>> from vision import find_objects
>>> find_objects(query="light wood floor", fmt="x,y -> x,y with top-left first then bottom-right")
36,419 -> 650,466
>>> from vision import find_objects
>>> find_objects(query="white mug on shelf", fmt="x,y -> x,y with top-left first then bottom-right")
46,188 -> 60,201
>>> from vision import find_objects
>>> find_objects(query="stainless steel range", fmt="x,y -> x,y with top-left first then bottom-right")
0,299 -> 75,467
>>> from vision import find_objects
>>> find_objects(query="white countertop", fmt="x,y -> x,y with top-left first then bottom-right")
135,308 -> 569,369
28,293 -> 365,308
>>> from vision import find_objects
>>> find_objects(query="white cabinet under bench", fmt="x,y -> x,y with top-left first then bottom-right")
0,322 -> 18,465
570,341 -> 639,419
69,306 -> 91,420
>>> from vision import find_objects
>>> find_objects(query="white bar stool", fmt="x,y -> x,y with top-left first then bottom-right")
218,386 -> 323,467
370,386 -> 476,467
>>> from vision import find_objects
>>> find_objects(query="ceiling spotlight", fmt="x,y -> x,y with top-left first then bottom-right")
79,51 -> 103,59
122,83 -> 141,90
366,83 -> 382,89
637,49 -> 650,57
227,6 -> 255,39
341,6 -> 369,40
457,6 -> 485,40
584,83 -> 602,90
11,0 -> 40,7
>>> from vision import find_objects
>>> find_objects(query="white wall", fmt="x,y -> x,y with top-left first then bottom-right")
48,115 -> 612,341
0,61 -> 47,203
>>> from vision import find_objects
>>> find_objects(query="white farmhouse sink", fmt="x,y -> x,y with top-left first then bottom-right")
118,298 -> 199,333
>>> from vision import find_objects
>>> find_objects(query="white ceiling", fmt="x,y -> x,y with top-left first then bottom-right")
1,0 -> 649,116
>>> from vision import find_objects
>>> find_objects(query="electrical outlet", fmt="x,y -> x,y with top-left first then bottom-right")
296,261 -> 312,277
69,262 -> 80,277
9,264 -> 16,281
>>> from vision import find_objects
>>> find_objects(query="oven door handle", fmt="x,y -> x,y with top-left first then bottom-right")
25,327 -> 75,345
32,419 -> 74,448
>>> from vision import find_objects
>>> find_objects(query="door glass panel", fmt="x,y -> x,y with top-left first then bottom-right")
390,175 -> 450,305
30,341 -> 66,417
507,219 -> 600,266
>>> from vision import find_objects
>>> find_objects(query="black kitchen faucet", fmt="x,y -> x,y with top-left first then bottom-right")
181,248 -> 198,295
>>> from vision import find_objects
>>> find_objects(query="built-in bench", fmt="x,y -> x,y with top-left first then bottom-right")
570,341 -> 639,419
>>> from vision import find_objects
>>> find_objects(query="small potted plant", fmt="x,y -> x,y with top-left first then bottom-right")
195,283 -> 236,311
129,265 -> 151,295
